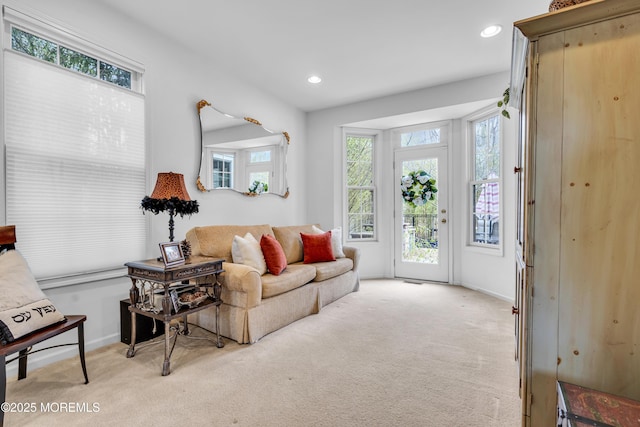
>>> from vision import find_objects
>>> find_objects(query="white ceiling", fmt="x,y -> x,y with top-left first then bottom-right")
96,0 -> 550,112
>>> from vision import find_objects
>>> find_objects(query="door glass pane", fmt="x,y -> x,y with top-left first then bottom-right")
249,171 -> 270,194
401,158 -> 439,264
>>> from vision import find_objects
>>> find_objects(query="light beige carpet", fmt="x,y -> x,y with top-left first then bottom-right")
4,279 -> 521,426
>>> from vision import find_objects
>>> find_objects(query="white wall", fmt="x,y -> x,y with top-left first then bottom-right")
1,0 -> 306,373
306,72 -> 517,300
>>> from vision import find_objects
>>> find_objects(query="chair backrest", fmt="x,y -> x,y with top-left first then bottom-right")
0,225 -> 16,251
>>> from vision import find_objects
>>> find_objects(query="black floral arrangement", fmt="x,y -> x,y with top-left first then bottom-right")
140,196 -> 199,217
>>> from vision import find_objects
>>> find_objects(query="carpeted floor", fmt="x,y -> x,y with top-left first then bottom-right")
3,279 -> 521,426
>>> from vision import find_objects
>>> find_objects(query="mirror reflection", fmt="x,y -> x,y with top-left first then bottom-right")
196,99 -> 290,197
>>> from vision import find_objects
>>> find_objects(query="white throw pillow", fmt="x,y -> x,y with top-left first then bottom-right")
0,250 -> 49,311
231,233 -> 267,275
311,226 -> 345,258
0,250 -> 66,344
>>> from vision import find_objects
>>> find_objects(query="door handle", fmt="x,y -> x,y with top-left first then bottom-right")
441,219 -> 447,224
512,306 -> 519,315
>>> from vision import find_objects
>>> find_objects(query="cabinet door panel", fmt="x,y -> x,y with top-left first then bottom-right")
558,13 -> 640,398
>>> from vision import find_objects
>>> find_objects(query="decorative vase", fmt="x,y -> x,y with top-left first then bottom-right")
549,0 -> 592,12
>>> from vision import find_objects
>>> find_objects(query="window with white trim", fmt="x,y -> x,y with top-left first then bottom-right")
345,133 -> 376,240
3,8 -> 146,281
212,152 -> 235,189
469,112 -> 501,247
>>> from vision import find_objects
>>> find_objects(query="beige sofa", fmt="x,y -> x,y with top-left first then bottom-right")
185,224 -> 360,343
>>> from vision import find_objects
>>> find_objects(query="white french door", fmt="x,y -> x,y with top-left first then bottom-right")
394,146 -> 449,282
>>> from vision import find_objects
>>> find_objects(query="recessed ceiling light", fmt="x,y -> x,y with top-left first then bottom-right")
307,75 -> 322,84
480,25 -> 502,38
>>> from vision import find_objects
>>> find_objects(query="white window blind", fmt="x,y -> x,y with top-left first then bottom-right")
4,50 -> 146,280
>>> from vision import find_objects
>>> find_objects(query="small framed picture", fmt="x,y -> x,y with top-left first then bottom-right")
159,242 -> 185,268
169,290 -> 180,313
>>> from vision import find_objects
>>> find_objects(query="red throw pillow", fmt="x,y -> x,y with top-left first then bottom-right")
260,234 -> 287,275
300,231 -> 335,263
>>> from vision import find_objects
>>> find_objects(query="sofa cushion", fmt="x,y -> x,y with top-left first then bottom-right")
311,225 -> 345,258
260,234 -> 287,275
231,233 -> 267,275
310,257 -> 354,282
301,231 -> 335,263
187,224 -> 274,262
261,264 -> 316,299
272,224 -> 318,264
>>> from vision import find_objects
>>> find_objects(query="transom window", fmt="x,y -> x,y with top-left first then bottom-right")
469,113 -> 501,247
400,128 -> 441,146
10,26 -> 133,90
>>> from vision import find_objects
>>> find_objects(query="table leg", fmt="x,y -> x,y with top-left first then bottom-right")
126,279 -> 139,358
182,315 -> 189,335
215,304 -> 224,348
126,311 -> 137,358
160,289 -> 174,376
162,320 -> 171,376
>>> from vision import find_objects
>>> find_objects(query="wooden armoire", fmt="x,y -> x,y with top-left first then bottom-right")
511,0 -> 640,425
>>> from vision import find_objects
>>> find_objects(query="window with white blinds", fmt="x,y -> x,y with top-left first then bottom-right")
4,26 -> 146,281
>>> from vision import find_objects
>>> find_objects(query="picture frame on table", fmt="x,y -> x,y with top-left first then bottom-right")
159,241 -> 185,268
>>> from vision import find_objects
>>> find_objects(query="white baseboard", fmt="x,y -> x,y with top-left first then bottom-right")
460,284 -> 513,303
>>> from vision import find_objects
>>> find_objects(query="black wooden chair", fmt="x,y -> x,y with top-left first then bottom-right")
0,225 -> 88,426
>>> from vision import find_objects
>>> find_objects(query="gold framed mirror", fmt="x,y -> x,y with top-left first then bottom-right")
196,99 -> 290,197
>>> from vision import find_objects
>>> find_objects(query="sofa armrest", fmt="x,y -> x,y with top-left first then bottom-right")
219,262 -> 262,309
342,246 -> 360,272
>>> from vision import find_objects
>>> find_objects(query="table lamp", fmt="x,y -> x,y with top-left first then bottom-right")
141,172 -> 199,242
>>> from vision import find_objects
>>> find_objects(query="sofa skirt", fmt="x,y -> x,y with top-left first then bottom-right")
189,270 -> 359,344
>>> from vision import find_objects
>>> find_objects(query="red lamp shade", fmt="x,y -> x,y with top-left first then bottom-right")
150,172 -> 192,201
